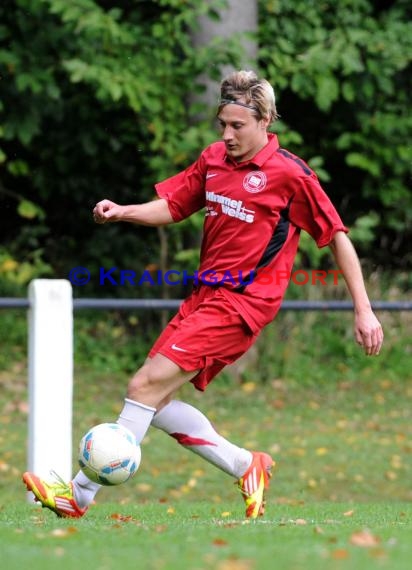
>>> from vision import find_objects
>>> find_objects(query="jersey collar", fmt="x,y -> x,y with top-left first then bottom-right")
225,133 -> 280,167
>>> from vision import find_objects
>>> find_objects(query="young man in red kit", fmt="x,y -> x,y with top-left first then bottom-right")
23,70 -> 383,519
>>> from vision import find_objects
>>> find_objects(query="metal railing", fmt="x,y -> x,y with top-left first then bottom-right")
1,297 -> 411,311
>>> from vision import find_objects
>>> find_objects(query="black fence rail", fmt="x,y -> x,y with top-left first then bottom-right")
0,298 -> 411,311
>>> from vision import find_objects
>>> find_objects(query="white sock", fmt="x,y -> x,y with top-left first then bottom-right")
116,398 -> 156,442
151,400 -> 252,478
72,469 -> 101,509
73,398 -> 156,508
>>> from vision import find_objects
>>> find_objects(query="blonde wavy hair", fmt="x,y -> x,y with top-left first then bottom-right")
219,70 -> 279,124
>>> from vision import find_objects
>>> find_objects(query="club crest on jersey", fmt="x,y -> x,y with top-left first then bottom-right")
243,171 -> 267,193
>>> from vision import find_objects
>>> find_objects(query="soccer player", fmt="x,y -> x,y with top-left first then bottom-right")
23,70 -> 383,519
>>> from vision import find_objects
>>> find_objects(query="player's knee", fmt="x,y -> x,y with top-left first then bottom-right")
126,366 -> 161,400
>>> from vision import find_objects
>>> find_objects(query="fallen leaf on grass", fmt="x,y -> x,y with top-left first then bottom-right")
269,443 -> 281,454
50,527 -> 78,538
275,497 -> 305,506
385,471 -> 398,481
53,547 -> 66,557
271,399 -> 285,409
0,461 -> 10,472
217,559 -> 254,570
213,538 -> 229,546
109,513 -> 142,525
110,513 -> 132,521
31,514 -> 46,525
391,455 -> 402,469
331,548 -> 350,560
136,483 -> 152,493
350,529 -> 380,547
241,381 -> 256,394
369,547 -> 387,560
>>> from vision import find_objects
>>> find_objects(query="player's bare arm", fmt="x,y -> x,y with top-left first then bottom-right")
93,198 -> 173,226
329,231 -> 384,356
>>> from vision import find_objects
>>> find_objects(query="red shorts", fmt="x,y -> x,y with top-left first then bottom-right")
148,286 -> 258,391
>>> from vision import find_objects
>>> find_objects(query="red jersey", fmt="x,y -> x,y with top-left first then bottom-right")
155,133 -> 348,333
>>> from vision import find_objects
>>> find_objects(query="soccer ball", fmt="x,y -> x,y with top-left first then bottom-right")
78,423 -> 141,486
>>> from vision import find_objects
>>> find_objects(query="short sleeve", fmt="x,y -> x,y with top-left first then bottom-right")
288,174 -> 348,247
155,154 -> 207,222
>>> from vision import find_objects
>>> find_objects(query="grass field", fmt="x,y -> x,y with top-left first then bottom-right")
1,502 -> 411,570
0,307 -> 411,569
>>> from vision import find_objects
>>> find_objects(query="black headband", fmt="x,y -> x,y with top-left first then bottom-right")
219,99 -> 259,112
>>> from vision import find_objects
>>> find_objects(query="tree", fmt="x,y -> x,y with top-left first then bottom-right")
0,0 -> 410,301
191,0 -> 258,108
258,0 -> 412,269
0,0 -> 240,295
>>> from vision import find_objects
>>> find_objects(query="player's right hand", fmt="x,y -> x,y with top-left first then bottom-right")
93,199 -> 122,224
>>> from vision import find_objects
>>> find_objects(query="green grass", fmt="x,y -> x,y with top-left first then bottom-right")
1,370 -> 412,569
1,502 -> 411,570
0,299 -> 411,569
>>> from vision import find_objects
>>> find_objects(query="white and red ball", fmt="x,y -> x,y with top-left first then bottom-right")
78,423 -> 141,486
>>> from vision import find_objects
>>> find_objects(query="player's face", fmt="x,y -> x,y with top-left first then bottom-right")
217,104 -> 269,162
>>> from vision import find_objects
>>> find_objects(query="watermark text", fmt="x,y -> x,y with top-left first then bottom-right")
68,267 -> 343,287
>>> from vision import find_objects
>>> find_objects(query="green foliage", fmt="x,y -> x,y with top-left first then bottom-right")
259,0 -> 412,267
73,310 -> 157,374
0,0 -> 411,296
0,247 -> 52,296
348,212 -> 380,245
0,309 -> 26,368
0,0 -> 238,294
0,271 -> 409,383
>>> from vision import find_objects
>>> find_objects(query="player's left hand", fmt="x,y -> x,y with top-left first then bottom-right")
354,310 -> 384,356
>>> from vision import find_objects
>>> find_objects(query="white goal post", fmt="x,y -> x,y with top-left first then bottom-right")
27,279 -> 73,495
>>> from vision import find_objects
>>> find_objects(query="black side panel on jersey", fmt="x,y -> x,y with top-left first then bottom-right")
234,198 -> 293,293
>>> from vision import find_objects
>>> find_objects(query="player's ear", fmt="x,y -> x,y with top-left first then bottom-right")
260,117 -> 270,130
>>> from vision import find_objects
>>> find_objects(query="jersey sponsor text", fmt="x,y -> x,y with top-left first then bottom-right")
205,191 -> 255,223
